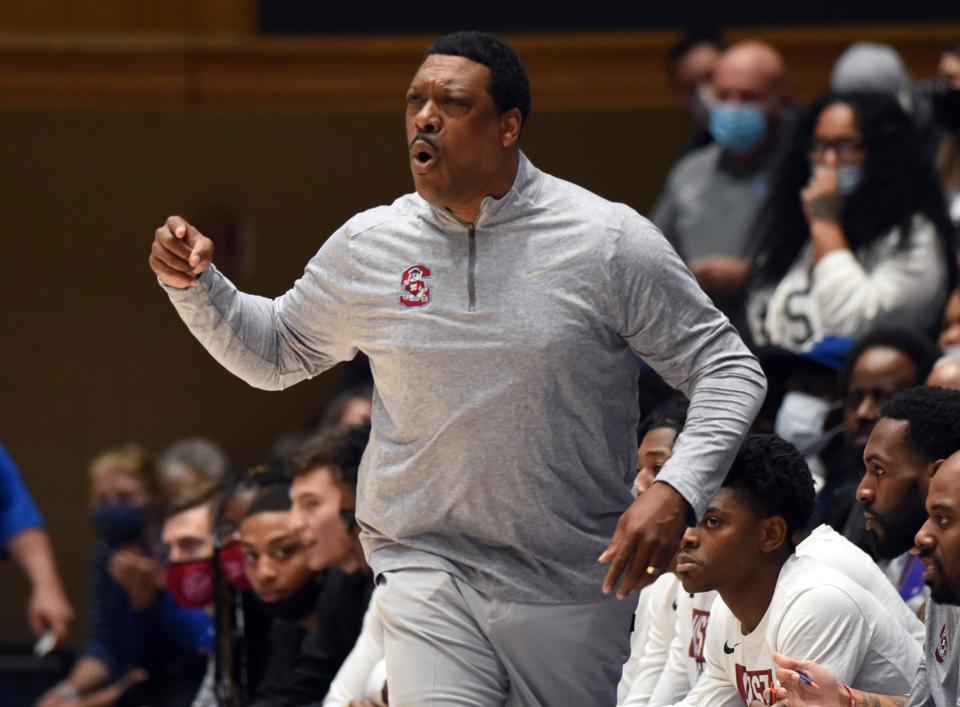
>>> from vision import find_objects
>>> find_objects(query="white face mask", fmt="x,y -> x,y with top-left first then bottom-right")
774,391 -> 842,457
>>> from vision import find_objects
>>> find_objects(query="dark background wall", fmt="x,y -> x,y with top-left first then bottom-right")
261,0 -> 960,34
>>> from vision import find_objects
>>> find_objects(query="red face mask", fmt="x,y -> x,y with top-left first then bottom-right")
165,558 -> 215,609
218,541 -> 252,592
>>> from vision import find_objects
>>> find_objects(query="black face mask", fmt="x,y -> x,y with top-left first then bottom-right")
933,85 -> 960,134
257,575 -> 324,621
91,503 -> 148,548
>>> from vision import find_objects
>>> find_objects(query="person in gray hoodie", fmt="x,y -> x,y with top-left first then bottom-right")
147,30 -> 766,707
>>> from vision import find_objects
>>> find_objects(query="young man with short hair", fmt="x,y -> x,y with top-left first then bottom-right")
246,425 -> 373,707
675,435 -> 919,705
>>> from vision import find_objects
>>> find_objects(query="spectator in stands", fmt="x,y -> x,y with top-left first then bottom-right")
0,444 -> 73,652
190,466 -> 285,707
932,41 -> 960,228
939,287 -> 960,351
156,438 -> 229,504
663,28 -> 725,155
757,337 -> 851,531
837,328 -> 940,551
748,91 -> 955,349
929,354 -> 960,390
766,439 -> 960,707
111,491 -> 220,707
652,40 -> 789,336
674,435 -> 919,704
246,425 -> 373,707
319,386 -> 373,431
242,485 -> 323,676
37,445 -> 205,707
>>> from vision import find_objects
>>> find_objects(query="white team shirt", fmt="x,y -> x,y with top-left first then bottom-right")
618,572 -> 681,704
645,524 -> 924,705
681,555 -> 920,706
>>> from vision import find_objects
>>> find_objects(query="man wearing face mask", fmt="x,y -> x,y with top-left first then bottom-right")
652,40 -> 789,340
758,336 -> 853,532
747,91 -> 954,351
108,493 -> 217,707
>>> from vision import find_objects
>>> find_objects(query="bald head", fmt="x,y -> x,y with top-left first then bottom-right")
713,40 -> 787,108
929,357 -> 960,391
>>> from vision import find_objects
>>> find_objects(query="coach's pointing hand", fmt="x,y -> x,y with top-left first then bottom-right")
600,481 -> 689,598
149,215 -> 214,288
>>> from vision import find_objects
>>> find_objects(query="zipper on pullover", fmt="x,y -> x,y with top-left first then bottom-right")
467,222 -> 476,312
444,208 -> 477,312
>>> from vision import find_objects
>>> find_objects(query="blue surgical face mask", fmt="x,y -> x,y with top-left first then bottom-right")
708,103 -> 768,154
91,502 -> 148,548
835,163 -> 864,196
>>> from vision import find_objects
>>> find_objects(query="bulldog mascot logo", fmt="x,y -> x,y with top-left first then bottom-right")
400,265 -> 432,308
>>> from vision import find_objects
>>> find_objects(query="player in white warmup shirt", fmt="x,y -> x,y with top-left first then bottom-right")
672,434 -> 920,706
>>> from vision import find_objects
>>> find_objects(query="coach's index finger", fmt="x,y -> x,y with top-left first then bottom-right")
155,217 -> 192,260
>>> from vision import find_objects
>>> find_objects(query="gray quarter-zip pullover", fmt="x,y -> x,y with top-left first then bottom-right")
163,153 -> 766,603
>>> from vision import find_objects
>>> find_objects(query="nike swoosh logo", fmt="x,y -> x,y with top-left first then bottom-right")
723,641 -> 740,655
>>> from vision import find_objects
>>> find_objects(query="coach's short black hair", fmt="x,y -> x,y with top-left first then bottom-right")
722,434 -> 816,537
290,424 -> 370,489
425,31 -> 531,127
839,327 -> 940,395
881,386 -> 960,463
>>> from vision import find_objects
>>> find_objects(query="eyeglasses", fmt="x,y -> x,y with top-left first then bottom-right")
809,138 -> 864,161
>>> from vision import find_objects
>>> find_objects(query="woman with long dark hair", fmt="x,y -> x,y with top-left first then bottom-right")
747,91 -> 955,350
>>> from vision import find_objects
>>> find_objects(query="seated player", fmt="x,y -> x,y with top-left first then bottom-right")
630,459 -> 923,705
618,399 -> 687,703
753,388 -> 960,707
675,434 -> 920,705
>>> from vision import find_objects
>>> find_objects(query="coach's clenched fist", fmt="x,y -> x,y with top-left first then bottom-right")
149,215 -> 214,288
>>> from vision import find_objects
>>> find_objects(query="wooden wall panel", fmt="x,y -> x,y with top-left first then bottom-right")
0,23 -> 954,112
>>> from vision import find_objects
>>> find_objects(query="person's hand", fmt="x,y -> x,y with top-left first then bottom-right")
347,701 -> 377,707
149,215 -> 214,288
767,652 -> 845,707
28,583 -> 74,645
689,257 -> 751,295
34,682 -> 78,707
109,549 -> 161,611
600,481 -> 689,598
801,168 -> 842,225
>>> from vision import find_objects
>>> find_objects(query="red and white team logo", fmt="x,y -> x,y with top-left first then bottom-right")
735,664 -> 774,703
936,624 -> 950,663
400,264 -> 431,308
688,609 -> 710,674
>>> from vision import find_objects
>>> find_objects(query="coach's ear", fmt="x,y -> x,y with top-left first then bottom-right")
759,515 -> 788,554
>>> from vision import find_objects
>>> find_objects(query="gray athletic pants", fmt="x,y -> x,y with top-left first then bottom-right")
376,568 -> 634,707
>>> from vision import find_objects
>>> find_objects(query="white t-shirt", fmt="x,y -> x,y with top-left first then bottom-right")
680,555 -> 921,706
647,525 -> 924,705
618,572 -> 681,704
323,585 -> 386,707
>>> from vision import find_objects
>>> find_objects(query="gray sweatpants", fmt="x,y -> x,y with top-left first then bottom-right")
376,569 -> 634,707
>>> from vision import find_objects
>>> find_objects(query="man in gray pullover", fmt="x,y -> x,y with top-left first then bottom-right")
148,31 -> 766,706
